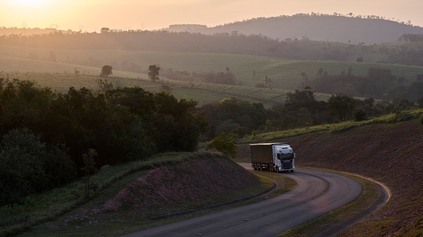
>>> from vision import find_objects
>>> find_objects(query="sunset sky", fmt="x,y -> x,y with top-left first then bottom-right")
1,0 -> 422,32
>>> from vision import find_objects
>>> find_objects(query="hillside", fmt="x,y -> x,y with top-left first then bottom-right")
15,153 -> 276,236
280,119 -> 423,236
167,14 -> 423,44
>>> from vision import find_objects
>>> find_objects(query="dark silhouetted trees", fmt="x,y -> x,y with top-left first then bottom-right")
200,97 -> 267,138
0,79 -> 205,205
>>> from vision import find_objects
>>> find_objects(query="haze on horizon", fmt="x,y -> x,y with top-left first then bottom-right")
1,0 -> 423,32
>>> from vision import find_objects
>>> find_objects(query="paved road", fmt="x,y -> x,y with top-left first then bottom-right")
123,167 -> 362,237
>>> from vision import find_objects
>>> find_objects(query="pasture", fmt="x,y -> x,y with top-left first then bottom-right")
2,45 -> 423,106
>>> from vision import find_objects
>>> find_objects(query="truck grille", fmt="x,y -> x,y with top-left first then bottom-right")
282,160 -> 293,169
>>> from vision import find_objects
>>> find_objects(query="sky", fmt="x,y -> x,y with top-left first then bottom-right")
1,0 -> 423,32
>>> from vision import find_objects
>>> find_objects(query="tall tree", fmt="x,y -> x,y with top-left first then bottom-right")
148,64 -> 160,81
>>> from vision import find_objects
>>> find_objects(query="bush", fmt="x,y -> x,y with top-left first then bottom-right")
420,114 -> 423,126
0,129 -> 76,205
208,133 -> 237,159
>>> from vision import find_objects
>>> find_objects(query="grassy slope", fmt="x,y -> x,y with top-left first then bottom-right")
240,110 -> 423,236
1,69 -> 291,106
2,152 -> 281,237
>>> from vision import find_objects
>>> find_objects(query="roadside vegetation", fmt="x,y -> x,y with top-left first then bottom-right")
0,78 -> 205,206
0,152 -> 198,236
242,108 -> 423,143
6,153 -> 279,237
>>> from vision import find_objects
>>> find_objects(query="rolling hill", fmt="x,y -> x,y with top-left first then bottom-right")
166,14 -> 423,44
2,47 -> 423,106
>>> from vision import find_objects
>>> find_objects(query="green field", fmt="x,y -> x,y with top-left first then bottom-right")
2,45 -> 423,106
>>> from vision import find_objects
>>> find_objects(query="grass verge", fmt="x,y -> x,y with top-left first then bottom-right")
242,108 -> 423,143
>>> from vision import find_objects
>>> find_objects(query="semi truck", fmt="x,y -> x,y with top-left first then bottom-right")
250,143 -> 295,172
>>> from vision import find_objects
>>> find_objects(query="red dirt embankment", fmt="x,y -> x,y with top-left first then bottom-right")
103,154 -> 261,214
283,120 -> 423,236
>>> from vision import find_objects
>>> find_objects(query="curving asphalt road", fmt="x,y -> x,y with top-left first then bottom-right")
123,167 -> 362,237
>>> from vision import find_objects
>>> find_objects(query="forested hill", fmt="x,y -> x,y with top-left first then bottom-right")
166,14 -> 423,44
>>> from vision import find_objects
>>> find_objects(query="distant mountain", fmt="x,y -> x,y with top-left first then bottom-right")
165,14 -> 423,44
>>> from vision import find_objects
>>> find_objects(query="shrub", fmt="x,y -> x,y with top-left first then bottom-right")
420,114 -> 423,126
208,133 -> 237,159
391,110 -> 414,123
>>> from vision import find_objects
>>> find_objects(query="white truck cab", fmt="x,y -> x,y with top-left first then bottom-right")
273,144 -> 295,172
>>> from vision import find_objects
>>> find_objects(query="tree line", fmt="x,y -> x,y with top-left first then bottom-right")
1,30 -> 423,66
303,67 -> 423,103
0,79 -> 204,206
200,89 -> 422,139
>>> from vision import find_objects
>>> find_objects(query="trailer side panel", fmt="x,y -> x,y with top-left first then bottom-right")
250,144 -> 274,163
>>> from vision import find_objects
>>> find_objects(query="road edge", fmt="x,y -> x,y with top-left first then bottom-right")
281,166 -> 391,237
317,170 -> 391,237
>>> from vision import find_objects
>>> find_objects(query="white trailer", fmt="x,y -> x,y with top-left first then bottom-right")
250,143 -> 295,172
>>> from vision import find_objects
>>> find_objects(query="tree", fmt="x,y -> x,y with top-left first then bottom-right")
285,89 -> 319,113
100,65 -> 113,77
81,148 -> 98,199
101,27 -> 110,33
148,64 -> 160,81
264,75 -> 271,88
